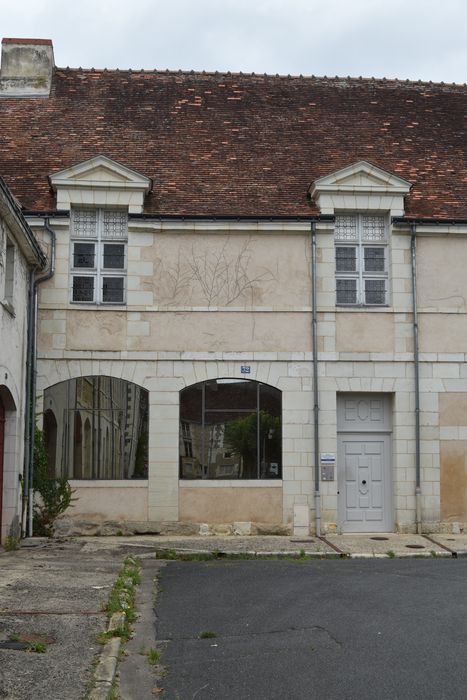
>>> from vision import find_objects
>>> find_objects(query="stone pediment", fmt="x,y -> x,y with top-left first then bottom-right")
49,156 -> 152,213
309,161 -> 412,216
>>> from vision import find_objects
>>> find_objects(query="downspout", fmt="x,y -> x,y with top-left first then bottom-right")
311,222 -> 321,536
22,267 -> 37,537
26,218 -> 56,537
410,223 -> 422,534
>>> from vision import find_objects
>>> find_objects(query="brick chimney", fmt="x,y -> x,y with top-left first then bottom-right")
0,38 -> 54,97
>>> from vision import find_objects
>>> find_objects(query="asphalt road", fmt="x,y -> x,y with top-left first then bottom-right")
155,559 -> 467,700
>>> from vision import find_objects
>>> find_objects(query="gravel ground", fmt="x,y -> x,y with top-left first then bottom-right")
0,540 -> 123,700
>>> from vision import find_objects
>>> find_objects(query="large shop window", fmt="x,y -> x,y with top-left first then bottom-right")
335,214 -> 388,306
70,209 -> 127,304
43,376 -> 148,479
180,379 -> 282,480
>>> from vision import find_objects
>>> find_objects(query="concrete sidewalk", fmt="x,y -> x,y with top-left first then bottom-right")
77,531 -> 467,558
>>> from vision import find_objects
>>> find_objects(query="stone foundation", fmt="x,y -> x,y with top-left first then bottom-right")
53,517 -> 293,538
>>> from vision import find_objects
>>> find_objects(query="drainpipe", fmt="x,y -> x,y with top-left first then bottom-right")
410,223 -> 422,534
25,218 -> 56,538
311,222 -> 321,536
22,267 -> 37,537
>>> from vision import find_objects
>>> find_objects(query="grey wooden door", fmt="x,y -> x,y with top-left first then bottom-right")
337,394 -> 392,532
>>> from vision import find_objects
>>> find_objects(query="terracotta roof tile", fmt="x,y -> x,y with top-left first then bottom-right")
0,68 -> 465,218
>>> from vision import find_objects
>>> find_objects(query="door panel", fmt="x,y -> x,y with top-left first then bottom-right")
338,434 -> 391,532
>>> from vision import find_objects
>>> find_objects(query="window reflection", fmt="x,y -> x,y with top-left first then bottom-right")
43,376 -> 149,479
180,379 -> 281,480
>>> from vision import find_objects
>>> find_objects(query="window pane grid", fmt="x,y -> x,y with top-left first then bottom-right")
73,242 -> 96,269
102,276 -> 125,303
364,246 -> 385,272
336,246 -> 357,272
336,278 -> 357,304
72,209 -> 98,238
103,210 -> 128,239
365,279 -> 386,305
335,214 -> 388,306
335,215 -> 358,241
362,215 -> 386,241
70,209 -> 127,305
103,244 -> 125,269
72,276 -> 95,302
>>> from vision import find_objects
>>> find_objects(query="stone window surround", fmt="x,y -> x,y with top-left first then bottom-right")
49,155 -> 152,214
309,160 -> 412,217
335,213 -> 389,307
1,233 -> 15,316
70,208 -> 128,305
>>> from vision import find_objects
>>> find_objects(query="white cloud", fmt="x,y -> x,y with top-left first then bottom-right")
1,0 -> 466,82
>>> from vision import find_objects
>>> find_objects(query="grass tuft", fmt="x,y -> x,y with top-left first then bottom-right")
199,630 -> 217,639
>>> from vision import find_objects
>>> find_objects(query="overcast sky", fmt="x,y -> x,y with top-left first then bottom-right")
1,0 -> 466,83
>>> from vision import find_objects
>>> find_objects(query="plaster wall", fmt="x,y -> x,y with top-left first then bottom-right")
179,485 -> 282,523
417,237 -> 467,312
0,219 -> 29,541
67,481 -> 148,521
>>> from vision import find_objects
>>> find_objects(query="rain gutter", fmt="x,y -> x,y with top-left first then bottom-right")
410,223 -> 422,534
311,221 -> 321,536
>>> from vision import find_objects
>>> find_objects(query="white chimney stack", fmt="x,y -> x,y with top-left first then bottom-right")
0,38 -> 54,97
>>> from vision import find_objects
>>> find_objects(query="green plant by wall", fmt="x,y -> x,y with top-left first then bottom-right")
32,427 -> 75,537
3,535 -> 19,551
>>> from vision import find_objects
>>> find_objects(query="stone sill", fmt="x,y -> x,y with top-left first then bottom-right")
69,480 -> 148,488
179,480 -> 282,488
1,299 -> 16,317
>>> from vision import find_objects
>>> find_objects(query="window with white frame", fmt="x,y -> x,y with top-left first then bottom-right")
335,214 -> 388,306
70,209 -> 127,304
4,236 -> 15,306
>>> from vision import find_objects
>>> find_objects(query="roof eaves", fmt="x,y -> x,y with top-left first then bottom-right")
0,178 -> 47,267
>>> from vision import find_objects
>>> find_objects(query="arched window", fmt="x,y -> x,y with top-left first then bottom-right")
43,409 -> 58,477
43,376 -> 149,480
73,412 -> 83,478
180,379 -> 282,480
83,418 -> 92,478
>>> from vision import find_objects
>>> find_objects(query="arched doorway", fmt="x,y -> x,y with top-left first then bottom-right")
0,395 -> 5,539
0,386 -> 17,543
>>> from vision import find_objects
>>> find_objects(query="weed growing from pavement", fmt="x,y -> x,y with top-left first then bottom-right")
98,557 -> 142,643
108,682 -> 119,700
8,633 -> 19,642
154,548 -> 336,562
103,556 -> 141,632
26,641 -> 47,653
199,631 -> 217,639
386,550 -> 396,558
87,557 -> 143,698
146,647 -> 161,665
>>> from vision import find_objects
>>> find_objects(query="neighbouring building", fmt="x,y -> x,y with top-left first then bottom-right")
0,177 -> 46,542
0,38 -> 466,537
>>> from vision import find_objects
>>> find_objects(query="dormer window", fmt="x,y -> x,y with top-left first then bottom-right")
335,214 -> 388,306
70,209 -> 127,304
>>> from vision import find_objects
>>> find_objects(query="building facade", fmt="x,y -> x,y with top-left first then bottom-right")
0,38 -> 466,536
